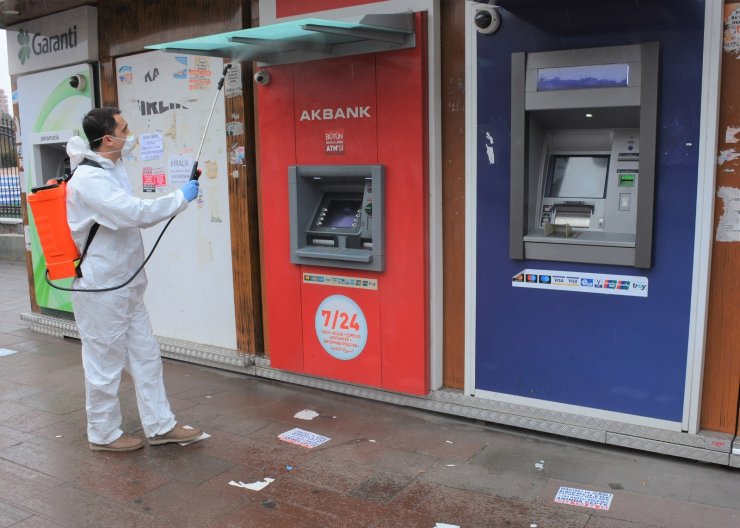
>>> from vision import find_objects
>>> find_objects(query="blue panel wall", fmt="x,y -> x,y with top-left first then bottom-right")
475,0 -> 705,422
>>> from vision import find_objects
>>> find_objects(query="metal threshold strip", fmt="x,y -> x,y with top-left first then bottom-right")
145,13 -> 416,66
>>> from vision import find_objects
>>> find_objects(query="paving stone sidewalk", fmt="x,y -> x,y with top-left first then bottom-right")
0,260 -> 738,528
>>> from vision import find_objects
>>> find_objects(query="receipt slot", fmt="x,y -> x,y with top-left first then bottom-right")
510,43 -> 659,268
289,164 -> 384,271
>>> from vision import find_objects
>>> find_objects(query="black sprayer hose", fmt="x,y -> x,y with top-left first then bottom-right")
44,216 -> 175,293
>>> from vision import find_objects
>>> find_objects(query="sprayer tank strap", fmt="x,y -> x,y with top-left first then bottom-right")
74,158 -> 104,277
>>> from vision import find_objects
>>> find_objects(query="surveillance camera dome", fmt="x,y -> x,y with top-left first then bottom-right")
69,74 -> 86,91
474,5 -> 501,35
253,70 -> 271,86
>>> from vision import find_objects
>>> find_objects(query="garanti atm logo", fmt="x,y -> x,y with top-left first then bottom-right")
16,25 -> 79,65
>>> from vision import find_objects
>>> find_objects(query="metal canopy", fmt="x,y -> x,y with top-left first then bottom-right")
145,13 -> 416,66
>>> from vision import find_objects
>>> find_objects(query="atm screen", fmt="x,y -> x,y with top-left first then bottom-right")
545,155 -> 609,199
322,198 -> 362,228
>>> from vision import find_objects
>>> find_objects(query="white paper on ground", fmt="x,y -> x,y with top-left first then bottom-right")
229,478 -> 275,491
294,409 -> 319,420
278,428 -> 330,448
553,486 -> 614,510
178,425 -> 211,445
434,523 -> 460,528
0,348 -> 18,357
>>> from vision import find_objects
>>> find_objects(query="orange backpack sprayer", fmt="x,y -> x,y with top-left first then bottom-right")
27,159 -> 102,281
28,63 -> 232,292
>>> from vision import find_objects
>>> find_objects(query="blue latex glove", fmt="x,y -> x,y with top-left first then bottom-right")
180,180 -> 199,202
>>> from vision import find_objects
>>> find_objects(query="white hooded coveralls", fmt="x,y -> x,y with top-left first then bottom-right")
66,137 -> 189,444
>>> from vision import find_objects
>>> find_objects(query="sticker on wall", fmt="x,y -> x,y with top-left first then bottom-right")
224,62 -> 242,98
303,273 -> 378,290
229,144 -> 245,164
118,65 -> 133,84
484,131 -> 495,165
726,126 -> 740,144
189,57 -> 212,91
718,148 -> 740,165
724,5 -> 740,54
140,132 -> 164,161
142,166 -> 166,193
314,294 -> 368,361
513,269 -> 648,297
226,121 -> 244,137
716,186 -> 740,241
168,155 -> 193,184
173,56 -> 188,79
325,129 -> 344,155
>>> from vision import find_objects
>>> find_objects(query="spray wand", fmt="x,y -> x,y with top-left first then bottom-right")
190,63 -> 233,181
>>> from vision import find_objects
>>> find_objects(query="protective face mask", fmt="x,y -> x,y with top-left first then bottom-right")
91,133 -> 137,156
116,133 -> 137,156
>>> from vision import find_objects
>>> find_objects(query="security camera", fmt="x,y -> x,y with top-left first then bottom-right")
474,5 -> 501,35
69,74 -> 86,91
253,71 -> 271,86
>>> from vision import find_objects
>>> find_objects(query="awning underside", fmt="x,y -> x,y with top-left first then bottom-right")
146,13 -> 416,66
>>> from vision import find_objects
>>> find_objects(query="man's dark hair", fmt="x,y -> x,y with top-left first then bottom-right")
83,107 -> 121,150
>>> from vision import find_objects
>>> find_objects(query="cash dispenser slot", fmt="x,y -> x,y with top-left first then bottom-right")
289,164 -> 385,271
551,202 -> 593,229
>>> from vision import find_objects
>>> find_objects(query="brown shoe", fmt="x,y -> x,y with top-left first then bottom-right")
90,434 -> 144,452
148,424 -> 202,445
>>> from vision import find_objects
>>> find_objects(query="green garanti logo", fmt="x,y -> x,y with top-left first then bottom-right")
17,29 -> 31,64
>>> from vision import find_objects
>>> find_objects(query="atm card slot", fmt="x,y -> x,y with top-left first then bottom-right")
310,236 -> 337,247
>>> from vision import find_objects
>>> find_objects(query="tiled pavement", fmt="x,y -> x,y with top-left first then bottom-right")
0,259 -> 738,528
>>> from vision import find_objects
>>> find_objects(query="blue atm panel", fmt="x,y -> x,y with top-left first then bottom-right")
474,0 -> 705,422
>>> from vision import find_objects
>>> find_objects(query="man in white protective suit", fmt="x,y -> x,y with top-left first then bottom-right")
66,107 -> 202,452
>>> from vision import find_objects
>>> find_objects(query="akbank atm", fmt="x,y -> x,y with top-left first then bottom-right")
510,43 -> 659,268
289,164 -> 384,271
255,13 -> 429,395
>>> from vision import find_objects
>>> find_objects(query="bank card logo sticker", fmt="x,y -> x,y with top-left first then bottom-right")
512,269 -> 648,297
315,295 -> 368,361
303,273 -> 377,290
118,65 -> 133,84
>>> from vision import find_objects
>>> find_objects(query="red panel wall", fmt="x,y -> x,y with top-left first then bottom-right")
277,0 -> 385,18
256,13 -> 428,395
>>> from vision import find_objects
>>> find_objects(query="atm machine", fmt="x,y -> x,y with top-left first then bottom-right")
17,63 -> 97,313
510,43 -> 659,268
289,164 -> 384,272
